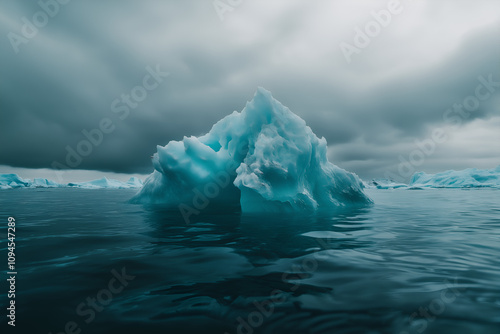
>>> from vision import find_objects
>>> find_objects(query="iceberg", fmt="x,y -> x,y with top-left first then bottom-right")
68,177 -> 144,189
0,174 -> 32,189
0,174 -> 143,190
32,178 -> 63,188
410,166 -> 500,188
126,177 -> 144,188
367,179 -> 408,189
132,87 -> 371,211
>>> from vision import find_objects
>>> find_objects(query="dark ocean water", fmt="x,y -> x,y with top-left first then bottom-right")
0,188 -> 499,334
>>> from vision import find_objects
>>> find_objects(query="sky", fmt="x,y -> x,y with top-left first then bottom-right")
0,0 -> 499,182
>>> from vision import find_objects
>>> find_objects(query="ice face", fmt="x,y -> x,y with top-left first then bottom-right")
132,87 -> 371,211
410,166 -> 500,188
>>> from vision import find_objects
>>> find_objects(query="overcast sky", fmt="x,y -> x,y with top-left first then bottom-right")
1,0 -> 499,182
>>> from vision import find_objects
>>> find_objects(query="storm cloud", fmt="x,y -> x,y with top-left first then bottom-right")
0,0 -> 499,180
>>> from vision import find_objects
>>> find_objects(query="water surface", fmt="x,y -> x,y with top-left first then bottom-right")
0,188 -> 499,333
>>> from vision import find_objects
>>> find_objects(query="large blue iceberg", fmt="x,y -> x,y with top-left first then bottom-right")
133,88 -> 371,211
410,166 -> 500,188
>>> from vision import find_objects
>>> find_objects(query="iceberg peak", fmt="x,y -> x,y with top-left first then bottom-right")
133,88 -> 371,212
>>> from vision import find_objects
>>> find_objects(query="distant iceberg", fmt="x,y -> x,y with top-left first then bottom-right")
0,174 -> 143,190
133,87 -> 371,211
0,174 -> 33,189
366,179 -> 408,189
126,177 -> 144,188
68,177 -> 144,189
410,166 -> 500,188
32,178 -> 63,188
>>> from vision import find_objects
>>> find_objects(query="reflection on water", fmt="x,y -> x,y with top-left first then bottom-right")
0,188 -> 499,333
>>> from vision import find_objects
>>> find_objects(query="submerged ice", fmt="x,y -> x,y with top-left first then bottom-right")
133,88 -> 371,211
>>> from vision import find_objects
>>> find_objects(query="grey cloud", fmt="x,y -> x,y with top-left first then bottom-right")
0,0 -> 499,179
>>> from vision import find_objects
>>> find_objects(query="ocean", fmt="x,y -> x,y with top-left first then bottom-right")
1,188 -> 499,334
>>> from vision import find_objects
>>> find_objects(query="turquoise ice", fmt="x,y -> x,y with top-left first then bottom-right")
410,166 -> 500,188
133,88 -> 371,211
0,174 -> 143,189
